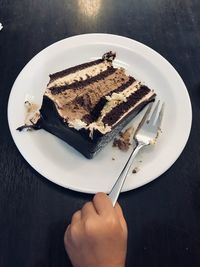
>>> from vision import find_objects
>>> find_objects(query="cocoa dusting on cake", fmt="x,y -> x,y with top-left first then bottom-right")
113,127 -> 134,152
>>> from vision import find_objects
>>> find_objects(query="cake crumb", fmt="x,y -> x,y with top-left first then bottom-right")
113,127 -> 134,152
0,23 -> 3,31
24,95 -> 40,126
132,167 -> 139,174
113,138 -> 130,151
25,100 -> 39,114
150,128 -> 161,145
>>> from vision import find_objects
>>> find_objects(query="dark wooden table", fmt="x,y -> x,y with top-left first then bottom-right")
0,0 -> 200,266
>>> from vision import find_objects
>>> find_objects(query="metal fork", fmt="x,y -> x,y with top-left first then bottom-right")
109,101 -> 164,206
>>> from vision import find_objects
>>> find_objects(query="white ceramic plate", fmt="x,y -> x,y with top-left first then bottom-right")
8,34 -> 192,193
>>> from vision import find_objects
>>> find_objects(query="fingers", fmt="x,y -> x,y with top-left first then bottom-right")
81,201 -> 97,219
65,210 -> 81,244
64,223 -> 72,246
65,202 -> 97,247
66,210 -> 81,244
71,210 -> 81,224
70,197 -> 126,227
93,192 -> 114,215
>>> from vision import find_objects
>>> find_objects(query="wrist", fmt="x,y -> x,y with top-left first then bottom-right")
104,264 -> 125,267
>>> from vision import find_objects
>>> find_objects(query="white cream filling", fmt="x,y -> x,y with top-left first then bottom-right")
47,61 -> 111,89
87,91 -> 155,135
99,81 -> 141,120
65,81 -> 140,134
68,119 -> 87,130
65,82 -> 154,137
88,122 -> 112,137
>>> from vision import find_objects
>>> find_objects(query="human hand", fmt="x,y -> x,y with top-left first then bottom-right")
64,192 -> 128,267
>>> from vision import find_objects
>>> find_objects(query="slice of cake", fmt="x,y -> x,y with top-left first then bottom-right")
19,52 -> 156,158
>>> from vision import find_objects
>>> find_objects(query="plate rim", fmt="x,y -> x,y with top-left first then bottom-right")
7,33 -> 192,193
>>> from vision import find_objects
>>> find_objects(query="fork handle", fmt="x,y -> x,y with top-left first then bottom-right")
109,142 -> 145,206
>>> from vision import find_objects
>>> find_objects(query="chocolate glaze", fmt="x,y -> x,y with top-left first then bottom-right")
102,51 -> 116,62
17,123 -> 41,131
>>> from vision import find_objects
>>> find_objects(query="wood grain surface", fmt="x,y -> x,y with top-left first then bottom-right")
0,0 -> 200,266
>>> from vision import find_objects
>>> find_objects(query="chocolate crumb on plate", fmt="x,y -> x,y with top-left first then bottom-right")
132,167 -> 139,173
113,126 -> 134,151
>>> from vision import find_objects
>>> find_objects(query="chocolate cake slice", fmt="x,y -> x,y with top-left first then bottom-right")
20,52 -> 156,158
